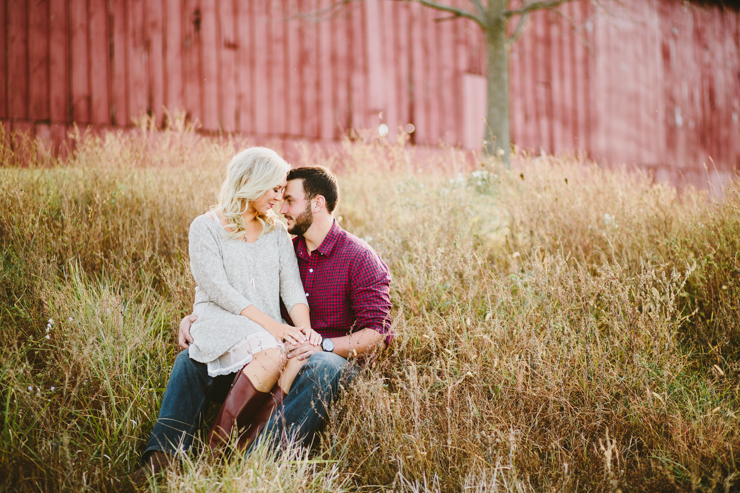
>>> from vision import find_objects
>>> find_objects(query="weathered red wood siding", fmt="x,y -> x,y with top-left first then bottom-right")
1,0 -> 738,187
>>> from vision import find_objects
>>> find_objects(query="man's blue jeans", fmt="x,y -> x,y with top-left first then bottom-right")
262,351 -> 356,449
144,349 -> 354,457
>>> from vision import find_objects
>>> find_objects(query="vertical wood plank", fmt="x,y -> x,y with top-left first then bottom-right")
651,0 -> 666,165
146,0 -> 164,125
302,0 -> 319,139
51,122 -> 67,156
235,0 -> 252,134
689,7 -> 705,167
591,1 -> 609,161
183,0 -> 202,125
69,0 -> 89,123
89,0 -> 109,124
333,7 -> 350,137
8,0 -> 29,120
253,1 -> 268,136
110,0 -> 127,126
418,6 -> 432,144
712,10 -> 725,162
409,3 -> 424,143
381,0 -> 398,142
733,12 -> 740,169
349,3 -> 366,134
286,0 -> 301,136
164,0 -> 184,118
270,0 -> 286,135
200,0 -> 218,130
396,2 -> 410,132
282,0 -> 304,136
318,0 -> 333,140
581,1 -> 595,158
127,0 -> 148,123
640,0 -> 661,164
520,9 -> 536,150
424,8 -> 440,144
531,11 -> 545,152
566,1 -> 581,152
721,8 -> 739,167
29,0 -> 50,121
462,74 -> 486,150
49,0 -> 68,123
436,4 -> 454,145
35,122 -> 52,151
218,0 -> 235,132
0,0 -> 7,120
508,21 -> 522,150
454,8 -> 468,147
364,0 -> 384,129
540,9 -> 553,153
549,10 -> 563,153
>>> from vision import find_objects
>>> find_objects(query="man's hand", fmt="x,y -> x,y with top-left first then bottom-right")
286,341 -> 323,361
178,314 -> 197,350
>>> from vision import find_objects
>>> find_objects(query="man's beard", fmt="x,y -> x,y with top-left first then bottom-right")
286,203 -> 313,236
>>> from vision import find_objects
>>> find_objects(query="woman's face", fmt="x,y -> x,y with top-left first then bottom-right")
249,176 -> 288,215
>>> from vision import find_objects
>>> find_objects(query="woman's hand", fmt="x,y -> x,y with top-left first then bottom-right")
178,314 -> 197,350
301,327 -> 322,346
272,323 -> 308,346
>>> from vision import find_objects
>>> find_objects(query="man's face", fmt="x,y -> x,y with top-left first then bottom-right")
280,179 -> 314,236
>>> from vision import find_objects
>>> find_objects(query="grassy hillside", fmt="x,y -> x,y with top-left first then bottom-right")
1,124 -> 738,492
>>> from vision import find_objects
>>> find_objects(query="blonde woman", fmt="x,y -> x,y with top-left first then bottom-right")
134,147 -> 319,479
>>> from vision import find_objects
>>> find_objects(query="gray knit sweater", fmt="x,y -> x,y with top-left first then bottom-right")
187,213 -> 308,363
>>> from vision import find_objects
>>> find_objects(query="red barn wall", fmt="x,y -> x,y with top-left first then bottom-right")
1,0 -> 738,188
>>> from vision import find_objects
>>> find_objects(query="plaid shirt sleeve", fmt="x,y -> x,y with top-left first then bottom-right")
349,248 -> 393,342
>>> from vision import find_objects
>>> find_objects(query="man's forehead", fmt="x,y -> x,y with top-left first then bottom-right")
284,179 -> 305,198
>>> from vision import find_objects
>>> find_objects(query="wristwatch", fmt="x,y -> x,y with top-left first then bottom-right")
321,337 -> 335,353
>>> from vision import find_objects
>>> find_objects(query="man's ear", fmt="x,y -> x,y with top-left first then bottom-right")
314,195 -> 326,211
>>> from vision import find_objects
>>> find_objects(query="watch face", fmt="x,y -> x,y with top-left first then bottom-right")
322,338 -> 335,352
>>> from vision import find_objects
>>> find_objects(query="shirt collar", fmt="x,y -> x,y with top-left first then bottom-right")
295,219 -> 343,260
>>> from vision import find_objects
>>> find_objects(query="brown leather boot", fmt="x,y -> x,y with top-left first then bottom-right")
237,384 -> 286,451
130,450 -> 173,486
207,369 -> 270,450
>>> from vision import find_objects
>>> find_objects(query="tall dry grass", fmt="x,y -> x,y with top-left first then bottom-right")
0,122 -> 738,492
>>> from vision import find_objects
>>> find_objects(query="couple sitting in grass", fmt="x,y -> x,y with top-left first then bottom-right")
133,147 -> 393,481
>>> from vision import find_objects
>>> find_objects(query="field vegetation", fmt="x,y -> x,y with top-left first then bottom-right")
1,121 -> 739,492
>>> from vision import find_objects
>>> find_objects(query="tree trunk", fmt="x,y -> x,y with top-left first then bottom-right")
485,0 -> 510,167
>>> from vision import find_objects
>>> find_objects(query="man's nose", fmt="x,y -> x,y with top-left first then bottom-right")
279,202 -> 288,214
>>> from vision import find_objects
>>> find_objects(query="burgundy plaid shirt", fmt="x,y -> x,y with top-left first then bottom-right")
287,220 -> 393,342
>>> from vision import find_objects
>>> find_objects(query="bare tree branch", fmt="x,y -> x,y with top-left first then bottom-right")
507,12 -> 529,43
434,14 -> 467,22
408,0 -> 486,28
548,7 -> 594,51
468,0 -> 487,19
503,0 -> 573,18
284,0 -> 361,22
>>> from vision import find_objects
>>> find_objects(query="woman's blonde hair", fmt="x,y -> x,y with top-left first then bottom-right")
215,147 -> 290,240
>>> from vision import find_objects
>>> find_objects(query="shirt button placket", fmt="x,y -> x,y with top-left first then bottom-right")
305,257 -> 316,299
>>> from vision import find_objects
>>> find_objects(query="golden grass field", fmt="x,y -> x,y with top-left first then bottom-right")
1,121 -> 739,492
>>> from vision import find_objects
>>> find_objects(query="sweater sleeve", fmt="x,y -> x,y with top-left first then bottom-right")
189,216 -> 252,315
277,225 -> 308,314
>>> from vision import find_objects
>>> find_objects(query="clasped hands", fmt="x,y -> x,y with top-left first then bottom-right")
178,314 -> 323,361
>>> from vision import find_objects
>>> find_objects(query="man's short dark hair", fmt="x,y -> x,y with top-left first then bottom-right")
287,166 -> 340,213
